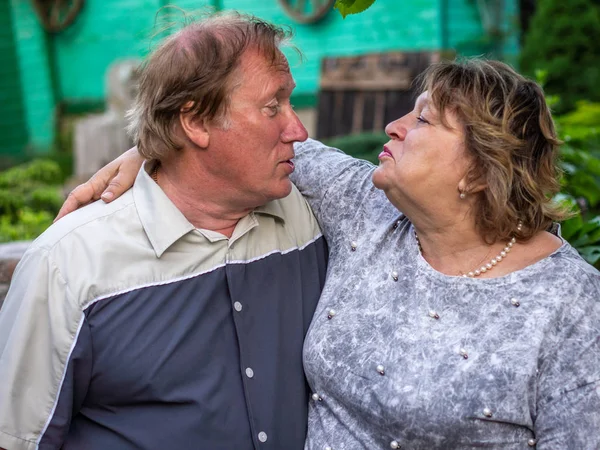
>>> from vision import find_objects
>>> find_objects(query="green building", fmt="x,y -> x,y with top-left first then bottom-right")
1,0 -> 519,157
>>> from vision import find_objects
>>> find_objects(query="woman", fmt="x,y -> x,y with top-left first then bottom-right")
58,59 -> 600,448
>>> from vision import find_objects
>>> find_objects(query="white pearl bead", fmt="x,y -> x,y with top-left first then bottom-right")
480,267 -> 487,273
390,441 -> 400,449
500,251 -> 506,257
312,393 -> 320,401
504,247 -> 511,253
508,241 -> 514,248
486,263 -> 492,270
491,258 -> 497,265
376,364 -> 385,375
467,271 -> 475,277
474,269 -> 481,276
510,237 -> 516,244
483,407 -> 493,417
496,254 -> 503,260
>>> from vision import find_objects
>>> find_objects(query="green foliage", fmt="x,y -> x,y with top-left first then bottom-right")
555,99 -> 600,267
520,0 -> 600,113
334,0 -> 377,18
323,132 -> 388,164
0,209 -> 55,242
0,159 -> 64,243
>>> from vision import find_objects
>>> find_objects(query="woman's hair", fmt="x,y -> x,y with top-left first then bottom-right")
127,11 -> 294,161
417,58 -> 569,243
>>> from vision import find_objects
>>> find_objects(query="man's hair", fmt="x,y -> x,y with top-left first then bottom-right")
417,58 -> 569,243
127,11 -> 294,161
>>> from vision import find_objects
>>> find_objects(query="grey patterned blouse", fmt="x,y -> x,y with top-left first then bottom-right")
292,139 -> 600,450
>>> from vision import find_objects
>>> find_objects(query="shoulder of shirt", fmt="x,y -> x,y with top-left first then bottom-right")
267,183 -> 322,240
29,190 -> 136,253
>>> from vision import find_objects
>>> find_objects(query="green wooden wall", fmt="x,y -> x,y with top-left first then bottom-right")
9,0 -> 56,155
0,0 -> 27,157
53,0 -> 519,105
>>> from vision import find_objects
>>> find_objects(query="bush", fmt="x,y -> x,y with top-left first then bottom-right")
322,132 -> 388,164
0,159 -> 64,243
520,0 -> 600,113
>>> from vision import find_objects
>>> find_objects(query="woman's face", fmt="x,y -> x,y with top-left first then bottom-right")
372,91 -> 471,213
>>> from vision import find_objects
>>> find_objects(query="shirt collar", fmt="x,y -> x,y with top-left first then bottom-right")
253,197 -> 286,222
133,161 -> 288,257
133,161 -> 196,258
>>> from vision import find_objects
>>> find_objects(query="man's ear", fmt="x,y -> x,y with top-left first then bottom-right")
179,107 -> 210,149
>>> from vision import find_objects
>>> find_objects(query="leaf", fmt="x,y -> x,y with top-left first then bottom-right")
559,214 -> 583,241
578,246 -> 600,265
334,0 -> 377,18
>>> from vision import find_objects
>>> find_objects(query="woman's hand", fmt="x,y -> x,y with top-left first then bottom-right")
54,147 -> 144,221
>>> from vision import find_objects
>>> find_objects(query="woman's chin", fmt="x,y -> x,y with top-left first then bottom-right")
371,167 -> 388,191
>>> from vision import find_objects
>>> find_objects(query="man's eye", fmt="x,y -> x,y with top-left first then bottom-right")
267,104 -> 281,115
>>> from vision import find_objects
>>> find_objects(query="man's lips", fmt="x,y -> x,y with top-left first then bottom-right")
280,159 -> 295,172
378,145 -> 393,160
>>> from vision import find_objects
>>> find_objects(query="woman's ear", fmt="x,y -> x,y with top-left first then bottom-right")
179,103 -> 210,149
458,171 -> 487,195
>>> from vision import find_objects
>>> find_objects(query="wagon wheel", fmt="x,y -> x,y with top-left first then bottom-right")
32,0 -> 85,33
278,0 -> 336,24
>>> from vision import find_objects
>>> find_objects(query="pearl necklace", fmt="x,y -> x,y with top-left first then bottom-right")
414,222 -> 523,278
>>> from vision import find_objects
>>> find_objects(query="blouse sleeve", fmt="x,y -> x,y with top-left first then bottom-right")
291,139 -> 378,241
534,273 -> 600,448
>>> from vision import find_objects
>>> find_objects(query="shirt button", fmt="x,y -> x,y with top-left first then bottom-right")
234,302 -> 243,312
528,439 -> 537,447
258,431 -> 267,442
245,368 -> 254,378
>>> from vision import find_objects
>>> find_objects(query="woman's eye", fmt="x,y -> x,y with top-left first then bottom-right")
417,116 -> 429,124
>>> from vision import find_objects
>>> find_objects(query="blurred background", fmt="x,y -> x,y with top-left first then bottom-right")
0,0 -> 598,284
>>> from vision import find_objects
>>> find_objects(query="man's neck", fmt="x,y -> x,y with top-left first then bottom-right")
154,162 -> 253,238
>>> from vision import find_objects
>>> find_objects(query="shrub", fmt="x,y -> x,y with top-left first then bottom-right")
322,132 -> 388,164
0,159 -> 64,243
520,0 -> 600,113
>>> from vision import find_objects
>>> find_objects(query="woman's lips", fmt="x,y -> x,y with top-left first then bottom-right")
378,145 -> 393,160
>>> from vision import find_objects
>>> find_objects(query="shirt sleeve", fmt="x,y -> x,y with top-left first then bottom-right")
291,139 -> 378,240
0,246 -> 90,450
534,275 -> 600,448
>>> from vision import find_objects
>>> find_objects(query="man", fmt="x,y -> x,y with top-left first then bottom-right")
0,13 -> 327,450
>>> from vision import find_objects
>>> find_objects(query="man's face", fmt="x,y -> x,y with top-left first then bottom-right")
202,49 -> 308,209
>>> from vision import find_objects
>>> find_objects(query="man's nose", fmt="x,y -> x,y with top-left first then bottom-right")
282,111 -> 308,143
